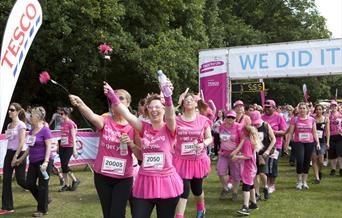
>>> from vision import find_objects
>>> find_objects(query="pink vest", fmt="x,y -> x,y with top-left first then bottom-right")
60,120 -> 77,147
219,123 -> 242,155
174,115 -> 211,160
330,112 -> 342,136
291,116 -> 315,143
93,116 -> 134,178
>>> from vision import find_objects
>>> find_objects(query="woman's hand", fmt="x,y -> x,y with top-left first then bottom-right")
69,95 -> 84,107
41,161 -> 48,171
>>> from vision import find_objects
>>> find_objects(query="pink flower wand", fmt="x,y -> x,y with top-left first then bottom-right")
39,71 -> 70,94
98,43 -> 113,107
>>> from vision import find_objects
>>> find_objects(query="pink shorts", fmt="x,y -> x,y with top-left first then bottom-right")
216,155 -> 241,182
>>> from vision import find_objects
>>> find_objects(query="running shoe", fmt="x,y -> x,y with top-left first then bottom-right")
227,183 -> 233,191
255,193 -> 260,201
268,184 -> 275,193
70,179 -> 80,191
196,210 -> 205,218
302,182 -> 309,190
263,187 -> 270,200
249,202 -> 259,212
219,189 -> 229,200
0,209 -> 14,215
296,181 -> 303,190
58,185 -> 70,192
32,211 -> 48,217
330,169 -> 336,176
237,206 -> 250,216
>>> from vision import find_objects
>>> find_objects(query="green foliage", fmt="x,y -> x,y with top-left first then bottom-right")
0,0 -> 336,126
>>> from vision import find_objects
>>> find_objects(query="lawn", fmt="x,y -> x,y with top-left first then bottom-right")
2,157 -> 342,218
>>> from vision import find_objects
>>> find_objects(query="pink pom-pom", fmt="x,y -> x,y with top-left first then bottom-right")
98,44 -> 113,54
39,71 -> 51,84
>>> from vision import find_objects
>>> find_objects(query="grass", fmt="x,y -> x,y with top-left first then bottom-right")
2,157 -> 342,218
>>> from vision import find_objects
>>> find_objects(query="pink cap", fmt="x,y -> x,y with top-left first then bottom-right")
331,100 -> 338,106
233,100 -> 244,108
225,110 -> 237,118
265,99 -> 276,107
249,111 -> 262,125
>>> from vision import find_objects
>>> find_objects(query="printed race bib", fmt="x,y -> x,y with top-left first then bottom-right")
220,133 -> 230,142
61,137 -> 69,145
181,142 -> 196,155
5,129 -> 14,139
299,133 -> 310,141
26,136 -> 36,147
143,153 -> 165,171
317,130 -> 323,139
101,156 -> 126,176
258,132 -> 264,141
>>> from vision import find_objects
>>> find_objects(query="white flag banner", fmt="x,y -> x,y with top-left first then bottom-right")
0,0 -> 43,132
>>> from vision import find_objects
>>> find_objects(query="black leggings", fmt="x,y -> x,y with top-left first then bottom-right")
180,178 -> 203,199
26,160 -> 53,213
212,131 -> 220,155
294,142 -> 315,174
59,146 -> 73,173
242,183 -> 254,192
1,150 -> 26,210
132,196 -> 180,218
94,173 -> 133,218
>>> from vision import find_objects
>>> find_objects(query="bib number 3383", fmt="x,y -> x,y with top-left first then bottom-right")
143,153 -> 165,171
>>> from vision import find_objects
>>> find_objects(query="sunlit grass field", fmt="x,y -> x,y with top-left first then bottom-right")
2,157 -> 342,217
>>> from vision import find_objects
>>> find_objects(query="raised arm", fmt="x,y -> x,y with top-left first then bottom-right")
104,82 -> 142,133
69,95 -> 105,130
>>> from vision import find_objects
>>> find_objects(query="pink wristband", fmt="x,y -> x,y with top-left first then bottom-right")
164,96 -> 173,107
107,89 -> 120,106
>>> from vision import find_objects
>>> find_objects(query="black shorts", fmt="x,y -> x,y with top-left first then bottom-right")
328,135 -> 342,159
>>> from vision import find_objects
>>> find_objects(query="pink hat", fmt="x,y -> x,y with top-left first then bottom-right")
249,111 -> 262,125
225,110 -> 237,118
233,100 -> 244,108
330,100 -> 338,106
265,99 -> 276,107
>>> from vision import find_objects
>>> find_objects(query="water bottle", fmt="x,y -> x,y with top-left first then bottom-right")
120,142 -> 128,156
157,70 -> 172,97
40,165 -> 49,180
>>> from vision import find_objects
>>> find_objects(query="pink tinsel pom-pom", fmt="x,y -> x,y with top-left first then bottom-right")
39,71 -> 51,84
98,44 -> 113,54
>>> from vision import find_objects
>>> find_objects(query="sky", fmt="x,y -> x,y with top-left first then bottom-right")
315,0 -> 342,38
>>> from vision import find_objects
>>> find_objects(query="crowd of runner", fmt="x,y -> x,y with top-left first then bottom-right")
1,75 -> 340,217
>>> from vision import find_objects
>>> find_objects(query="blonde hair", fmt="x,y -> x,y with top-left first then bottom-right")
245,125 -> 263,152
31,106 -> 46,121
115,89 -> 131,104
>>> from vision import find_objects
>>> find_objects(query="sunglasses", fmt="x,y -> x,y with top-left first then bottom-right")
59,113 -> 65,116
119,96 -> 125,101
8,108 -> 16,112
226,116 -> 235,119
264,106 -> 271,109
147,105 -> 163,110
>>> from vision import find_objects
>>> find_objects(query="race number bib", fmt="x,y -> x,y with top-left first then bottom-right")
61,137 -> 69,145
26,136 -> 36,147
101,156 -> 126,176
5,129 -> 14,139
143,153 -> 165,171
258,132 -> 264,141
220,133 -> 230,142
299,133 -> 310,141
317,130 -> 323,139
181,142 -> 196,155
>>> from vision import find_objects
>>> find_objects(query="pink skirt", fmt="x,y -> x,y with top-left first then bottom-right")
132,171 -> 183,199
173,155 -> 211,179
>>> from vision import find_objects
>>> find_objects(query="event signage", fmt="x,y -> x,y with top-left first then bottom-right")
231,82 -> 265,93
0,0 -> 42,132
228,38 -> 342,79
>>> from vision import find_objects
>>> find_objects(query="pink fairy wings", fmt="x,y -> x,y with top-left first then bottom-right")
39,71 -> 51,84
98,44 -> 113,54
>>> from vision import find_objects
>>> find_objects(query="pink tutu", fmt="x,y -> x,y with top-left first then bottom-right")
173,155 -> 211,179
133,170 -> 183,199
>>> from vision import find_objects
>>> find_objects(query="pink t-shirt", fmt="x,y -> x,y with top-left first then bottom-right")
60,120 -> 77,147
330,112 -> 342,136
175,115 -> 211,160
291,116 -> 315,143
262,113 -> 287,149
219,123 -> 242,155
240,138 -> 257,186
5,121 -> 26,150
139,121 -> 176,176
93,116 -> 134,178
236,114 -> 251,127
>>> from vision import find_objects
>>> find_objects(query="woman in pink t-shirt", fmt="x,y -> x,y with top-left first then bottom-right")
0,103 -> 27,215
287,102 -> 320,190
233,125 -> 263,216
217,110 -> 245,202
102,81 -> 183,218
57,107 -> 80,192
173,93 -> 213,218
69,89 -> 139,218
